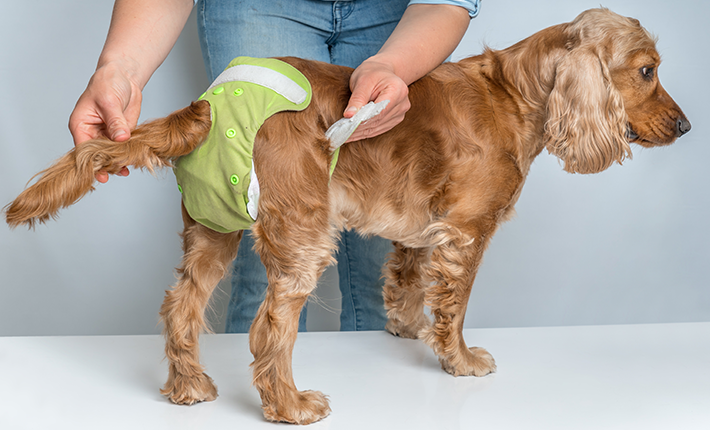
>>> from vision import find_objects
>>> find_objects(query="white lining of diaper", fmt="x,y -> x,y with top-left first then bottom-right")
247,160 -> 260,221
207,64 -> 308,104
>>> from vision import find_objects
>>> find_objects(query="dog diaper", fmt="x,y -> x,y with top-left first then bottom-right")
173,57 -> 312,233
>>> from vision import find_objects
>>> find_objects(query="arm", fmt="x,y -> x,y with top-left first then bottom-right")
68,0 -> 194,182
345,4 -> 470,142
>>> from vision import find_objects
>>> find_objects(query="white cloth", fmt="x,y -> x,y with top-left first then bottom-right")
325,100 -> 390,150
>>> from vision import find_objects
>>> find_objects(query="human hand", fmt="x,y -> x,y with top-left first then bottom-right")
68,62 -> 142,183
344,59 -> 410,142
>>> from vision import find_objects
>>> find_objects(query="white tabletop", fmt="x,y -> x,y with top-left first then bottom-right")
1,323 -> 709,429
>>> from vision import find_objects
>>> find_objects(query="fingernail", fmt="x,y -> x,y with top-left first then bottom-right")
112,130 -> 127,140
345,106 -> 358,114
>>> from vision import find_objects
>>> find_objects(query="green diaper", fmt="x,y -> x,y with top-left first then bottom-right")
173,57 -> 314,233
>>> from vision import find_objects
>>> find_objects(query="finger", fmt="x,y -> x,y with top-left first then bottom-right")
98,99 -> 132,142
69,108 -> 131,145
346,114 -> 403,142
108,87 -> 142,142
344,85 -> 375,118
71,128 -> 97,146
95,171 -> 109,183
69,106 -> 104,146
371,81 -> 408,112
346,94 -> 409,142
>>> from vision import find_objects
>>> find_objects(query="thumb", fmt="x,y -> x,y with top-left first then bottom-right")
105,113 -> 131,142
344,85 -> 374,119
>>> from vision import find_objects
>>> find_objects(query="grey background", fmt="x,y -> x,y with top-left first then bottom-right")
1,0 -> 707,336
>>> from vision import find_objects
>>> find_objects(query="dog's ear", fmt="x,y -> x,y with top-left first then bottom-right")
544,47 -> 631,174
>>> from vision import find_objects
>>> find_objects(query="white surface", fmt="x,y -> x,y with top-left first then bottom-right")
2,323 -> 709,429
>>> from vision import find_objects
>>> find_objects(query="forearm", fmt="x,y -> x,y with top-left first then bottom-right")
368,4 -> 471,85
97,0 -> 194,89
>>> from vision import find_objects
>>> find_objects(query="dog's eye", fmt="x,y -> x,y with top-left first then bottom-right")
641,66 -> 655,80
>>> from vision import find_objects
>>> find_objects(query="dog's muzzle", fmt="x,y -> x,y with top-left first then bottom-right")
626,125 -> 640,141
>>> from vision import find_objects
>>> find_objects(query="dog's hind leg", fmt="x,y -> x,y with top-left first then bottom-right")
240,113 -> 336,424
245,154 -> 335,423
383,242 -> 432,339
159,204 -> 242,405
419,226 -> 497,377
247,216 -> 335,424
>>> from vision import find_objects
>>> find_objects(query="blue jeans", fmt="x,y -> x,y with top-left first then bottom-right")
196,0 -> 408,333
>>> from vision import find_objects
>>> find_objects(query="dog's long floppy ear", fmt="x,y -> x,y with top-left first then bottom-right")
544,46 -> 631,174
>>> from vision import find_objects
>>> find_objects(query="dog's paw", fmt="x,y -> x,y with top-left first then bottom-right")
161,372 -> 218,405
385,314 -> 431,339
439,346 -> 497,377
385,319 -> 421,339
262,390 -> 331,425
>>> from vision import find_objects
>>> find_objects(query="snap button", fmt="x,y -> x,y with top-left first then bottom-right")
233,88 -> 244,96
225,128 -> 237,138
230,174 -> 239,185
213,87 -> 225,95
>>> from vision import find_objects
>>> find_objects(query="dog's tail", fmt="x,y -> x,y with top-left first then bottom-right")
5,100 -> 212,229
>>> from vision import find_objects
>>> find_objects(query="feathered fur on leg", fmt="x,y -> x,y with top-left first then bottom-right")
160,204 -> 243,405
383,242 -> 432,339
4,100 -> 211,228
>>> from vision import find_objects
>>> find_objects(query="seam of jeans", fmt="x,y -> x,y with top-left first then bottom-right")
338,1 -> 354,21
197,0 -> 215,81
327,2 -> 355,63
338,234 -> 357,330
346,234 -> 365,331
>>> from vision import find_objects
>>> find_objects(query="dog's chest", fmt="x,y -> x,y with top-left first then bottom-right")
329,182 -> 440,248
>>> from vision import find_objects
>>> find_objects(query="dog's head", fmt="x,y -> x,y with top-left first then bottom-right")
544,8 -> 690,174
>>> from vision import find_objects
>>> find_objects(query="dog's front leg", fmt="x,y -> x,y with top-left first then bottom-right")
420,228 -> 497,377
383,242 -> 432,339
159,205 -> 242,405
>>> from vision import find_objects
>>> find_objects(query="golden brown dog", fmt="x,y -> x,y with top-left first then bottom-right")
5,8 -> 690,424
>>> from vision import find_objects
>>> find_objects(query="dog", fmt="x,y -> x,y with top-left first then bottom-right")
4,8 -> 690,425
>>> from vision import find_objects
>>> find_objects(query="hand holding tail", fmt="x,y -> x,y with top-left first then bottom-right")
5,101 -> 211,229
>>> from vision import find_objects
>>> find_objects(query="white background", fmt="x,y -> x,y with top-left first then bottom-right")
1,0 -> 707,336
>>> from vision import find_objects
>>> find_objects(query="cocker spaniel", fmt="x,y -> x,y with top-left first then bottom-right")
5,8 -> 690,425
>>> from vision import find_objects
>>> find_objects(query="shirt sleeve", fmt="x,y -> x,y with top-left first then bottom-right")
407,0 -> 481,18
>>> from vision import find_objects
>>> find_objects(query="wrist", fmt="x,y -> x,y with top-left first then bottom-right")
355,56 -> 405,84
95,55 -> 146,90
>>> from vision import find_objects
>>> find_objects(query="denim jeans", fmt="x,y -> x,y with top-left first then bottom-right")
196,0 -> 409,333
197,0 -> 410,79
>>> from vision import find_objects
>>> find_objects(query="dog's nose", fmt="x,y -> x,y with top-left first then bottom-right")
678,116 -> 691,136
